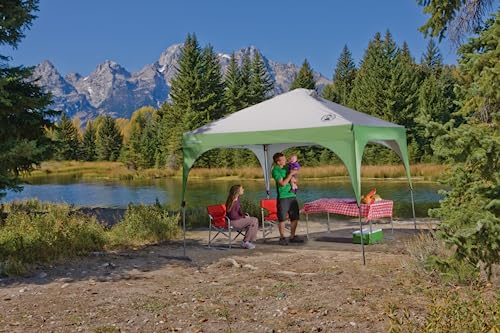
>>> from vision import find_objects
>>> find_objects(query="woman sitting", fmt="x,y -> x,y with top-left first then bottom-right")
225,184 -> 259,249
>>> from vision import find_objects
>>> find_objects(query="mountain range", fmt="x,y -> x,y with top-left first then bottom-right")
32,44 -> 331,123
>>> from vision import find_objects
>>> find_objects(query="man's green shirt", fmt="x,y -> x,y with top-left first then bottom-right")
271,165 -> 296,199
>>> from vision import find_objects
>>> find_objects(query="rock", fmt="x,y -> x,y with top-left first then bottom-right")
61,283 -> 70,289
226,258 -> 241,268
276,270 -> 298,276
243,264 -> 258,270
36,272 -> 48,279
101,262 -> 116,269
58,277 -> 74,283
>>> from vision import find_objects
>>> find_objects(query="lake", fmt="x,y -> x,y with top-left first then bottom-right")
2,177 -> 445,218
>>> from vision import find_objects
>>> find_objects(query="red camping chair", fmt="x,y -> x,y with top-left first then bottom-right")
207,204 -> 246,248
261,199 -> 279,242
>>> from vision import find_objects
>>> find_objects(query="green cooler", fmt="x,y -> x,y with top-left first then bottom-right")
352,228 -> 384,245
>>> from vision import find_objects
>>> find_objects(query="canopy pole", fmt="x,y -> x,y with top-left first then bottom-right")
358,205 -> 366,265
182,201 -> 186,257
263,144 -> 270,199
410,188 -> 417,230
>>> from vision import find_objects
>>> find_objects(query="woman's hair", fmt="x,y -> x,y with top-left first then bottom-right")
225,184 -> 241,212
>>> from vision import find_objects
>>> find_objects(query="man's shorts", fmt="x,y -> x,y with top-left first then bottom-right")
277,197 -> 299,222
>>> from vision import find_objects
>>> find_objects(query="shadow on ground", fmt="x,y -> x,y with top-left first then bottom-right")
0,226 -> 431,288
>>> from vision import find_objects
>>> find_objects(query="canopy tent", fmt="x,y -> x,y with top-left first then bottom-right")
181,88 -> 417,262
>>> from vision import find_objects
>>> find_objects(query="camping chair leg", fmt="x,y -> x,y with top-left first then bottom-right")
229,222 -> 232,249
261,208 -> 266,243
208,220 -> 212,248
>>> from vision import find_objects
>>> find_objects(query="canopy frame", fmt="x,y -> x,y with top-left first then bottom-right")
179,89 -> 417,261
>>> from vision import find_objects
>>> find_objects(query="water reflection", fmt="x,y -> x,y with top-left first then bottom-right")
3,177 -> 444,218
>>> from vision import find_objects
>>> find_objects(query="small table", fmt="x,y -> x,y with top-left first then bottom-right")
302,198 -> 394,237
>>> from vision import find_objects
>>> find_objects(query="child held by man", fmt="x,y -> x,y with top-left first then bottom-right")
288,154 -> 300,193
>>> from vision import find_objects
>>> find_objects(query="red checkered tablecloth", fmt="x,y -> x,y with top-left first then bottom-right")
302,198 -> 393,222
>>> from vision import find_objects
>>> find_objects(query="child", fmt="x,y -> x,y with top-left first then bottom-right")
288,154 -> 300,193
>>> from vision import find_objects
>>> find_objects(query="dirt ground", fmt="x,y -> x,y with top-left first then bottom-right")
0,219 -> 448,333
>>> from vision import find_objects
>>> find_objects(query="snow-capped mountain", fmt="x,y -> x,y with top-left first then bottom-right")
32,44 -> 331,123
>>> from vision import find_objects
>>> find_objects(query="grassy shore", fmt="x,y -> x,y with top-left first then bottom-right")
23,160 -> 447,181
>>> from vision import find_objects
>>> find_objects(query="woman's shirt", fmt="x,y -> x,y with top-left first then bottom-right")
227,198 -> 244,220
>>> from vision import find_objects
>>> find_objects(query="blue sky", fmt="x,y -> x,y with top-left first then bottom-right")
2,0 -> 456,77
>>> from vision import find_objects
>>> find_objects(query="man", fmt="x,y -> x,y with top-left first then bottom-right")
271,152 -> 304,245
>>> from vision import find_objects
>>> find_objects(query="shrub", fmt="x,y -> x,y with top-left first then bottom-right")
388,287 -> 500,332
240,197 -> 261,219
405,228 -> 480,285
108,203 -> 180,247
0,201 -> 106,276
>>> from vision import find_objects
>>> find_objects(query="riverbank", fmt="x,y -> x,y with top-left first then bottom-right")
23,161 -> 447,182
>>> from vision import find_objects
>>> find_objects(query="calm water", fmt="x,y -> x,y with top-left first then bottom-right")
2,176 -> 445,218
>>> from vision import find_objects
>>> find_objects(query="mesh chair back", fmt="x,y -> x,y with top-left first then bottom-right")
260,199 -> 278,221
207,204 -> 228,228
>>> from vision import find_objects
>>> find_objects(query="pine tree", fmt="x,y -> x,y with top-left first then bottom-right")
429,12 -> 499,280
414,66 -> 458,161
81,120 -> 97,161
386,42 -> 420,128
196,45 -> 226,168
418,0 -> 494,44
54,113 -> 80,160
0,0 -> 56,197
222,53 -> 245,168
349,32 -> 392,118
321,84 -> 336,101
139,112 -> 160,168
170,33 -> 206,130
157,103 -> 181,168
224,53 -> 244,113
249,51 -> 274,105
350,31 -> 407,164
327,45 -> 356,104
240,53 -> 253,108
95,116 -> 122,161
421,39 -> 443,73
167,34 -> 205,163
290,59 -> 315,90
200,44 -> 225,121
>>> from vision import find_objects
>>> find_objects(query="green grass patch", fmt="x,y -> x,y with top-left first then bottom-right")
0,200 -> 181,276
107,203 -> 180,248
0,201 -> 106,276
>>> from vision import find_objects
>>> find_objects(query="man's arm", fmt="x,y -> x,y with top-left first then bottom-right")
277,169 -> 298,186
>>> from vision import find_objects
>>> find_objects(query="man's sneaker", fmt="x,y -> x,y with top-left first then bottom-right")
278,237 -> 288,246
241,241 -> 256,249
289,235 -> 305,243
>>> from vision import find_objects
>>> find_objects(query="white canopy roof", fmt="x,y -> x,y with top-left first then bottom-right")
191,88 -> 402,135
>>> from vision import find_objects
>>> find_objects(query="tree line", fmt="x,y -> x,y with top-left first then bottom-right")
51,31 -> 458,169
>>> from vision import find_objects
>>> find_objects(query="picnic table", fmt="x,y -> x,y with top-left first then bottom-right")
301,198 -> 394,236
